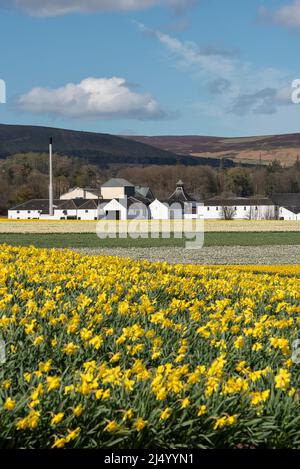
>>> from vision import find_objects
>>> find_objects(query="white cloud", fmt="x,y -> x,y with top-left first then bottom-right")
17,77 -> 166,120
138,23 -> 294,116
8,0 -> 195,16
273,0 -> 300,27
137,23 -> 238,78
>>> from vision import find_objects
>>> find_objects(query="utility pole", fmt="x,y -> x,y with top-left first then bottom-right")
49,137 -> 54,216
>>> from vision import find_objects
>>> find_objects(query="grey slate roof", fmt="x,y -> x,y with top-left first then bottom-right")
127,195 -> 152,207
282,206 -> 300,214
102,178 -> 134,188
77,200 -> 98,210
168,181 -> 197,203
58,200 -> 80,209
271,193 -> 300,207
10,199 -> 95,212
135,186 -> 155,201
269,193 -> 300,214
10,199 -> 62,214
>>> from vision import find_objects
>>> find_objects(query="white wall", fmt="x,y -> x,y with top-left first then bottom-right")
149,200 -> 169,220
183,203 -> 204,220
54,209 -> 78,219
9,202 -> 299,221
77,209 -> 98,220
101,199 -> 127,220
101,187 -> 125,200
8,210 -> 41,219
204,204 -> 276,220
279,207 -> 299,221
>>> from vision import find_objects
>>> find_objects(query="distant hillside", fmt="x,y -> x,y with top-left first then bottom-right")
0,123 -> 238,168
127,134 -> 300,167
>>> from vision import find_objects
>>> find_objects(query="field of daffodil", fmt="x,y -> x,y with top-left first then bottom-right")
0,245 -> 300,449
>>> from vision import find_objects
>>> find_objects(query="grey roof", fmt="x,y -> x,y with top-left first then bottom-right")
102,178 -> 134,188
10,199 -> 97,212
10,199 -> 62,214
168,181 -> 197,203
270,193 -> 300,214
135,186 -> 155,201
73,198 -> 89,208
271,193 -> 300,207
127,195 -> 152,207
282,206 -> 300,214
77,199 -> 98,210
160,200 -> 198,208
56,200 -> 78,210
204,197 -> 274,207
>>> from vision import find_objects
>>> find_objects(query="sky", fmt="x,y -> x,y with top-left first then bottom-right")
2,0 -> 300,136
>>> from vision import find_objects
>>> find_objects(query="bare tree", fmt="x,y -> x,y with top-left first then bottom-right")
220,206 -> 236,220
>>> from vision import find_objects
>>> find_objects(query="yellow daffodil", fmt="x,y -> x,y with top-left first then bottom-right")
133,418 -> 147,431
51,412 -> 64,425
3,397 -> 16,411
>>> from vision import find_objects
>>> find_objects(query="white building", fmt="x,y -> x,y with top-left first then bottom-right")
149,181 -> 203,220
204,197 -> 277,220
149,199 -> 170,220
100,178 -> 135,200
279,207 -> 300,221
272,194 -> 300,221
76,200 -> 98,220
7,179 -> 300,222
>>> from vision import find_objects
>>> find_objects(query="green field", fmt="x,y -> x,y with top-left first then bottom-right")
0,231 -> 299,248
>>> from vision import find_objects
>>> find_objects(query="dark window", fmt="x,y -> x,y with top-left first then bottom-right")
85,210 -> 88,213
244,207 -> 247,210
17,211 -> 20,214
207,207 -> 210,211
255,206 -> 258,210
216,207 -> 219,211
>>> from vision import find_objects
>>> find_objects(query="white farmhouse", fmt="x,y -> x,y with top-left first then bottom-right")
149,199 -> 169,220
204,197 -> 276,220
278,207 -> 300,221
149,180 -> 203,220
7,179 -> 300,222
272,194 -> 300,221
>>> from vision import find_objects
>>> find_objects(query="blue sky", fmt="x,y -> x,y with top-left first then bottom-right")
1,0 -> 300,136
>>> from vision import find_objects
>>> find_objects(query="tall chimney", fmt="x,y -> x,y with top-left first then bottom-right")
49,137 -> 54,216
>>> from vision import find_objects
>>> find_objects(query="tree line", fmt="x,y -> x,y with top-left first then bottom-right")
0,152 -> 299,214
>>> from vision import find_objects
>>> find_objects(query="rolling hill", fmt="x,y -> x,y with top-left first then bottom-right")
127,134 -> 300,167
3,123 -> 296,168
0,123 -> 238,168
